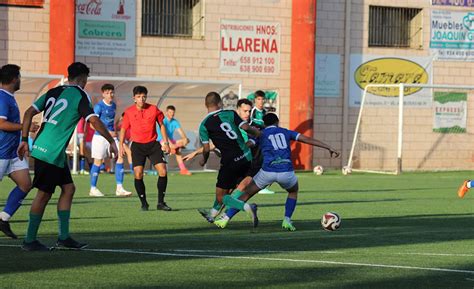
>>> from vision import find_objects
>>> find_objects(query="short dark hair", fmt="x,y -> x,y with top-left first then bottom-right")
255,90 -> 266,99
133,85 -> 148,96
0,64 -> 20,85
263,113 -> 279,126
166,105 -> 176,111
101,83 -> 114,92
237,98 -> 252,108
205,91 -> 221,107
68,62 -> 90,80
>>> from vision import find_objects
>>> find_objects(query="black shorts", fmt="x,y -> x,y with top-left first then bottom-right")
32,158 -> 73,194
217,160 -> 251,190
131,141 -> 166,167
246,148 -> 263,178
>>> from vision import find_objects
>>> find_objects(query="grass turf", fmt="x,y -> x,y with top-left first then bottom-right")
0,170 -> 473,288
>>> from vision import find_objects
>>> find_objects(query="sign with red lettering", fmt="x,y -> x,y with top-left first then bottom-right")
220,19 -> 280,75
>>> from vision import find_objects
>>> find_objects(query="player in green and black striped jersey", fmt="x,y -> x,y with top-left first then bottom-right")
198,92 -> 259,226
17,62 -> 117,251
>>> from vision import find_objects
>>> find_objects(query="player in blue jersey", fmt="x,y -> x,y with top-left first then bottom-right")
0,64 -> 38,239
89,84 -> 131,197
156,105 -> 192,175
220,113 -> 340,231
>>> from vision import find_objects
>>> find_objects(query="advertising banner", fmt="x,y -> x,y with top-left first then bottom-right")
431,0 -> 474,7
315,54 -> 341,97
349,55 -> 433,107
430,10 -> 474,60
220,19 -> 280,75
433,92 -> 467,133
76,0 -> 136,58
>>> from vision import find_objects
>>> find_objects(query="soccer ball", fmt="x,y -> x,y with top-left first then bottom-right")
342,166 -> 352,175
321,212 -> 341,231
313,165 -> 324,175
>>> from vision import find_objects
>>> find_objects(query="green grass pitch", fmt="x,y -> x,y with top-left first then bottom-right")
0,170 -> 473,288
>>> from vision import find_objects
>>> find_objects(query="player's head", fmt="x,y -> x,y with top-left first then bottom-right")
236,98 -> 252,122
132,85 -> 148,108
68,62 -> 90,88
0,64 -> 21,92
101,83 -> 115,103
263,113 -> 279,127
166,105 -> 176,119
254,90 -> 265,109
205,91 -> 222,109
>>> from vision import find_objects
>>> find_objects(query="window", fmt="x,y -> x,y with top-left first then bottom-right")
142,0 -> 204,38
369,6 -> 423,48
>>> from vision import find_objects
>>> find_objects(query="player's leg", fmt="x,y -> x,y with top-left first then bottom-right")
22,159 -> 55,251
114,138 -> 131,197
279,172 -> 299,231
131,142 -> 149,210
151,141 -> 171,211
0,158 -> 30,238
174,140 -> 191,175
457,180 -> 471,198
55,182 -> 87,249
89,135 -> 106,197
220,162 -> 259,227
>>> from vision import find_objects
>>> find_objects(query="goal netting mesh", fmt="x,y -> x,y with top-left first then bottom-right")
346,84 -> 474,174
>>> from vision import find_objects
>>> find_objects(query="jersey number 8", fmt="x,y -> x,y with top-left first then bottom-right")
220,122 -> 238,140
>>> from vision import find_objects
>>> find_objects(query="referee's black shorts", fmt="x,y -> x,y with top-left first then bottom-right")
32,158 -> 73,194
130,141 -> 166,167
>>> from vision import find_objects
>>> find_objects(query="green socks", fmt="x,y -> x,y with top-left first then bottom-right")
58,210 -> 70,240
25,213 -> 43,243
223,194 -> 246,211
212,198 -> 222,211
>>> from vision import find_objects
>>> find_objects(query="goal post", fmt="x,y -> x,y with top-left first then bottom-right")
346,83 -> 474,174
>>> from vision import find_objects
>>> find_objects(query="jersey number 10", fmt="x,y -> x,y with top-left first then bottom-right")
268,133 -> 288,150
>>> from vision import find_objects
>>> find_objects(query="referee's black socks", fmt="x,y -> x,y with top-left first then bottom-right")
134,178 -> 148,206
157,176 -> 167,204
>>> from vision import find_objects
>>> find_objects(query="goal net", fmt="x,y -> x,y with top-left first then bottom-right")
346,83 -> 474,174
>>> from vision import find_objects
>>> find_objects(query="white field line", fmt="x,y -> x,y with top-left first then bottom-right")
1,244 -> 472,275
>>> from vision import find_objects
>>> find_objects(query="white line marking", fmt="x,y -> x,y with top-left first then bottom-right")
82,248 -> 474,274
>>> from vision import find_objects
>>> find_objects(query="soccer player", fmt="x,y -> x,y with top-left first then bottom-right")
18,62 -> 118,251
250,90 -> 266,129
157,105 -> 192,175
77,117 -> 94,175
89,84 -> 131,197
119,86 -> 172,211
220,113 -> 340,231
457,180 -> 472,198
197,92 -> 259,226
0,64 -> 38,239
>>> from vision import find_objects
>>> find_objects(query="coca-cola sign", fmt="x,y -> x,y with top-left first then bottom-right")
77,0 -> 103,15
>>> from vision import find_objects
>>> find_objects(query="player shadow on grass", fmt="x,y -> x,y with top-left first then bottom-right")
0,213 -> 472,282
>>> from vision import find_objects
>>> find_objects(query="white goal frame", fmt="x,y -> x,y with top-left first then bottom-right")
346,83 -> 474,175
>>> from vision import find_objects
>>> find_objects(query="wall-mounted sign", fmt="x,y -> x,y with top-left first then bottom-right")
75,0 -> 136,58
220,19 -> 280,75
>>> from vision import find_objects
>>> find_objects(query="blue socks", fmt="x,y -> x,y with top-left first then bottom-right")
284,197 -> 297,219
3,186 -> 28,217
90,164 -> 100,187
115,163 -> 124,185
79,157 -> 85,171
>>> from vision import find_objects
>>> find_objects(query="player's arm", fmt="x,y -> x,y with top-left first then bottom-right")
297,134 -> 340,158
200,143 -> 211,167
119,112 -> 130,157
183,142 -> 216,162
240,122 -> 261,138
18,106 -> 41,160
176,127 -> 190,146
198,121 -> 211,166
